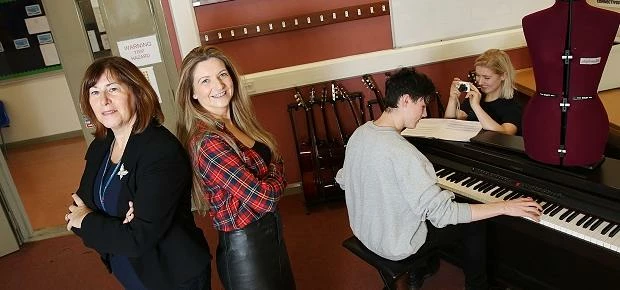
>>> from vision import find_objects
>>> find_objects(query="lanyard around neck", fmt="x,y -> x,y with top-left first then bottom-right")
99,140 -> 122,211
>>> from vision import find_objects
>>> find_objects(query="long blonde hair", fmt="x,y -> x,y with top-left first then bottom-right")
176,46 -> 280,214
474,49 -> 516,99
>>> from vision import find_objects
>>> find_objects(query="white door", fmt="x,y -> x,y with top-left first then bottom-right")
0,199 -> 19,257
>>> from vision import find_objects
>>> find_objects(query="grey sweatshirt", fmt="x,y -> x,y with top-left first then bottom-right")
336,121 -> 472,260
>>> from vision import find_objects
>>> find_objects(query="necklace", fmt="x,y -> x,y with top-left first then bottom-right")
98,139 -> 121,211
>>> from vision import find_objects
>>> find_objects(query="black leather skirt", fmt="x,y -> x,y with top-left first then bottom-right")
216,211 -> 296,290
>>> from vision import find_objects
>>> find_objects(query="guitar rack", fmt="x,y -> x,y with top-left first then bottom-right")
287,83 -> 365,212
200,1 -> 390,45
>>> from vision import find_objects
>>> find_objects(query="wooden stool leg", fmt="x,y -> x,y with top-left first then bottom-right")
379,271 -> 397,290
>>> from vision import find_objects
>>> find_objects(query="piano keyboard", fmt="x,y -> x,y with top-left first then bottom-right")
435,166 -> 620,255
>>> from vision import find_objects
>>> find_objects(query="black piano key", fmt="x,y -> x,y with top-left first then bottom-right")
482,186 -> 497,194
463,178 -> 478,187
501,191 -> 514,200
490,187 -> 504,197
437,169 -> 453,178
449,172 -> 463,181
566,211 -> 579,223
444,172 -> 457,180
590,219 -> 604,231
475,182 -> 488,191
454,174 -> 469,183
446,173 -> 458,182
576,215 -> 590,227
582,217 -> 596,229
549,206 -> 563,217
542,202 -> 554,210
609,224 -> 620,238
559,209 -> 573,220
543,204 -> 557,215
488,186 -> 501,195
479,183 -> 494,193
504,191 -> 518,200
473,181 -> 487,191
601,223 -> 615,235
458,176 -> 472,185
495,189 -> 509,198
469,179 -> 484,187
609,225 -> 620,238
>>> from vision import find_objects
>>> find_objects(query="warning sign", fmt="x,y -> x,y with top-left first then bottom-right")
117,35 -> 162,67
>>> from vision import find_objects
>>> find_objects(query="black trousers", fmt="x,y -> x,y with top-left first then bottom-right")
177,264 -> 211,290
416,220 -> 488,290
216,212 -> 296,290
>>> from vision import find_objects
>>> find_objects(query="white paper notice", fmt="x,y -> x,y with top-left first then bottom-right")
140,66 -> 162,103
117,35 -> 162,67
24,16 -> 50,34
40,43 -> 60,66
87,30 -> 100,53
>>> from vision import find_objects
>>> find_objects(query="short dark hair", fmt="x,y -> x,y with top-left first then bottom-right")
79,56 -> 164,138
384,68 -> 436,108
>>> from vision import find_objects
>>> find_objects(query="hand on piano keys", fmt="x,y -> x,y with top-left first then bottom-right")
435,165 -> 620,254
469,197 -> 543,222
498,197 -> 543,222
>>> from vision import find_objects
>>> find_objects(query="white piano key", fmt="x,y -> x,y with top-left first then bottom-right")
436,172 -> 619,255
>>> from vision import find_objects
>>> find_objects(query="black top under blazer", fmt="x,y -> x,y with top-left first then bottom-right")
72,122 -> 211,290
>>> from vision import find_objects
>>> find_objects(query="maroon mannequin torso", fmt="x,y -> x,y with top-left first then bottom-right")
522,0 -> 620,166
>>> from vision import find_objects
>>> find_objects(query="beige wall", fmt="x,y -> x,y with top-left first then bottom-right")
0,73 -> 81,143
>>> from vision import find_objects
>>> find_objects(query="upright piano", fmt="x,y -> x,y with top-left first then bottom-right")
407,131 -> 620,289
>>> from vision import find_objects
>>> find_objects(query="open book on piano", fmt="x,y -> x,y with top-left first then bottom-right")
401,118 -> 482,142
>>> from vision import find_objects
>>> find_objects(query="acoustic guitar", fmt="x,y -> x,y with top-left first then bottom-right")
292,88 -> 322,204
361,74 -> 385,111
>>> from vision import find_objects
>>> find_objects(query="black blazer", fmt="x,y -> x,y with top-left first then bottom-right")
73,122 -> 211,290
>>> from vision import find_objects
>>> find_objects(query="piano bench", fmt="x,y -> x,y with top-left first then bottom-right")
342,235 -> 437,290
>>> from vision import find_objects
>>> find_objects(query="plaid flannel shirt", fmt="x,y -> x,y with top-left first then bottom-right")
190,124 -> 286,232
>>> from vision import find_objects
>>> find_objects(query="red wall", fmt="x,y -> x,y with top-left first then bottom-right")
162,0 -> 532,184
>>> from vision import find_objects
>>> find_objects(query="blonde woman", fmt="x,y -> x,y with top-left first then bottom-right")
176,46 -> 295,290
444,49 -> 522,135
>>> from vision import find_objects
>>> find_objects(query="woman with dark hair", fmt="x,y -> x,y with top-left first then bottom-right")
176,46 -> 295,290
65,56 -> 212,290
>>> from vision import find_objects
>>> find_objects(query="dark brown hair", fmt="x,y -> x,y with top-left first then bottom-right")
79,56 -> 164,138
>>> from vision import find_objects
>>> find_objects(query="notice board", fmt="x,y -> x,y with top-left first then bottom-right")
0,0 -> 61,81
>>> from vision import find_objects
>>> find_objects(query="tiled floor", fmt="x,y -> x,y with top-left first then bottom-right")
6,136 -> 87,230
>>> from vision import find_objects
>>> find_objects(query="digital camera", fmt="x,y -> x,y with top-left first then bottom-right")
457,81 -> 471,93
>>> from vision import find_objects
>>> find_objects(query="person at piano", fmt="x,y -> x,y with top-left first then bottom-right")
444,49 -> 522,135
175,46 -> 296,290
336,68 -> 542,290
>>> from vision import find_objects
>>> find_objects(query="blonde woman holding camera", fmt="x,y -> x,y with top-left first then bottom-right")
444,49 -> 522,136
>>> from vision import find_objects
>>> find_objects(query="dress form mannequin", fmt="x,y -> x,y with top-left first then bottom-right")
522,0 -> 620,166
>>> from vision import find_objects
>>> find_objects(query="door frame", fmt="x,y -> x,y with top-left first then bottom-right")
0,150 -> 31,246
